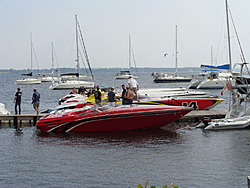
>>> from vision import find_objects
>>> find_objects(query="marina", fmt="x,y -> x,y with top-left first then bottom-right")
0,69 -> 250,187
2,0 -> 250,186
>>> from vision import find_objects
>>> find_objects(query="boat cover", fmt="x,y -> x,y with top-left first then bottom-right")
200,64 -> 230,70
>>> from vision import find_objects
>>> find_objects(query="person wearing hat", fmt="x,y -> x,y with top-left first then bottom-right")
32,88 -> 40,115
107,87 -> 116,107
128,76 -> 139,101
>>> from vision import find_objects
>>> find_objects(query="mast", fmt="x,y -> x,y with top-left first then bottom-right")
211,46 -> 213,65
175,25 -> 178,77
51,42 -> 54,77
129,35 -> 131,69
225,0 -> 232,73
30,32 -> 33,72
77,16 -> 94,80
75,15 -> 80,78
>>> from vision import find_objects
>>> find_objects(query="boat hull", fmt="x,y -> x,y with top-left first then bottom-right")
36,105 -> 192,132
49,80 -> 94,90
154,78 -> 191,83
133,96 -> 224,110
15,78 -> 41,85
187,79 -> 201,89
205,116 -> 250,130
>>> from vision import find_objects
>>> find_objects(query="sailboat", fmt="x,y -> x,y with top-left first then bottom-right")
37,43 -> 60,82
49,15 -> 94,90
59,16 -> 94,82
197,0 -> 250,130
15,33 -> 41,85
188,63 -> 234,89
115,35 -> 139,79
152,25 -> 191,83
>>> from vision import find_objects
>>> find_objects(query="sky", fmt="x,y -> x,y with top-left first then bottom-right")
1,0 -> 250,70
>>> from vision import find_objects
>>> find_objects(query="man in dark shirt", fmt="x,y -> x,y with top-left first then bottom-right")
108,87 -> 116,107
14,88 -> 22,115
94,85 -> 102,105
121,84 -> 127,105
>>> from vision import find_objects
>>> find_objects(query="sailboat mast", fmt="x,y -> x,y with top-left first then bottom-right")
30,32 -> 33,72
175,25 -> 178,77
129,35 -> 131,69
211,46 -> 213,65
75,15 -> 80,76
225,0 -> 232,72
51,42 -> 54,76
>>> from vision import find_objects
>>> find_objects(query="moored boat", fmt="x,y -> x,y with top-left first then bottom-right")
15,33 -> 41,85
114,36 -> 139,79
49,80 -> 94,90
115,71 -> 138,79
15,77 -> 41,85
0,103 -> 10,115
133,96 -> 224,110
36,105 -> 193,132
196,0 -> 250,130
152,25 -> 191,83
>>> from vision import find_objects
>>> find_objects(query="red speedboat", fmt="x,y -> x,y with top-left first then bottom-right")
133,96 -> 224,110
36,105 -> 192,132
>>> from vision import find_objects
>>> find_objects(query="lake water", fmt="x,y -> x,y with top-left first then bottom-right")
0,69 -> 249,188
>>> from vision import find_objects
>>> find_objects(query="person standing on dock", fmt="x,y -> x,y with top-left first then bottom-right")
14,88 -> 22,115
32,88 -> 40,115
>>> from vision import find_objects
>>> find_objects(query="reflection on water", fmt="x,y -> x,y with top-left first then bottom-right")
0,125 -> 250,187
36,129 -> 182,148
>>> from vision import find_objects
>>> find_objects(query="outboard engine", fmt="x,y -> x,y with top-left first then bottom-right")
196,117 -> 211,128
203,117 -> 211,127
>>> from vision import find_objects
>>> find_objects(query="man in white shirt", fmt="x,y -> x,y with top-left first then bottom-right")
128,76 -> 139,101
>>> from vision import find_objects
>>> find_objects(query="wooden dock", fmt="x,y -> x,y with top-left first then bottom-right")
178,110 -> 227,122
0,110 -> 227,128
0,114 -> 46,128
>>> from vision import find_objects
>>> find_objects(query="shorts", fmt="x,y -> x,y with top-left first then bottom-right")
131,87 -> 137,94
33,101 -> 40,108
126,99 -> 133,104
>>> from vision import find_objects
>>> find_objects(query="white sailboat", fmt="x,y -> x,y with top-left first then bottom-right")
115,35 -> 139,79
49,15 -> 94,90
152,25 -> 191,83
15,33 -> 41,85
188,64 -> 235,89
197,0 -> 250,130
37,43 -> 60,82
59,15 -> 94,82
